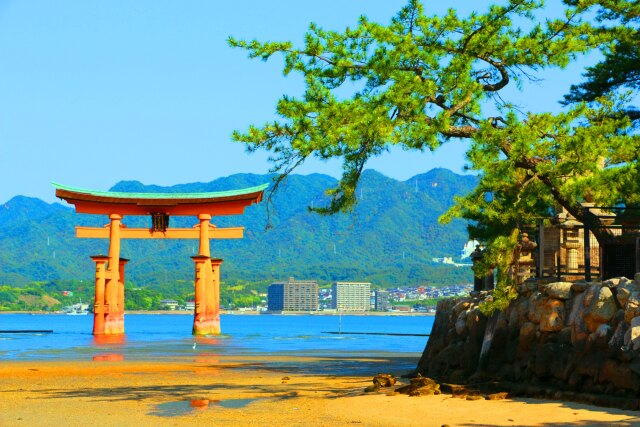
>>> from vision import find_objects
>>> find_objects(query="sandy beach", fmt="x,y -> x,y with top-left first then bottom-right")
1,356 -> 638,427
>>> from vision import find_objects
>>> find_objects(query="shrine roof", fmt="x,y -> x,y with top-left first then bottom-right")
52,182 -> 268,216
52,182 -> 269,200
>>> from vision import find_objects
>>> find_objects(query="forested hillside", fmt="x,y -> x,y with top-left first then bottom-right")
0,168 -> 476,289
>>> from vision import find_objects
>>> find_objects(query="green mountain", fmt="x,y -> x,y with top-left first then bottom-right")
0,168 -> 477,288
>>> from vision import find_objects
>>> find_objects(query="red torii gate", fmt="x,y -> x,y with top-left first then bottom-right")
53,182 -> 267,336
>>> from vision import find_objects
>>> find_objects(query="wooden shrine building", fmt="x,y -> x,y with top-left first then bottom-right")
53,182 -> 267,336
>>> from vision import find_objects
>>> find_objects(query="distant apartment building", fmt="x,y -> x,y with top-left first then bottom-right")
374,289 -> 390,311
332,281 -> 371,311
267,277 -> 318,311
160,299 -> 179,310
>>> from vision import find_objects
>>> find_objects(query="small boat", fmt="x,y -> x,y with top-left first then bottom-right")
66,298 -> 89,315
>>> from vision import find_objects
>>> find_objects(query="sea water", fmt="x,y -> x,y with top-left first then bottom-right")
0,314 -> 433,365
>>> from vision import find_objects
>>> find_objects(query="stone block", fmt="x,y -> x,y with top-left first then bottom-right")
603,277 -> 623,288
455,316 -> 467,335
539,298 -> 566,332
543,282 -> 573,300
519,322 -> 536,353
452,301 -> 470,318
528,292 -> 544,324
571,282 -> 590,293
593,324 -> 612,348
568,292 -> 589,345
617,287 -> 632,308
517,299 -> 530,324
583,284 -> 598,307
630,316 -> 640,351
599,359 -> 636,391
625,294 -> 640,323
608,321 -> 628,352
584,286 -> 617,333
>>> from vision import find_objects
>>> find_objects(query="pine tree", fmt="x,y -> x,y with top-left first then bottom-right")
229,1 -> 640,308
563,0 -> 640,122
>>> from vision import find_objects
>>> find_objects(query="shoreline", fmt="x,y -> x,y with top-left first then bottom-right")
1,357 -> 637,426
0,310 -> 435,316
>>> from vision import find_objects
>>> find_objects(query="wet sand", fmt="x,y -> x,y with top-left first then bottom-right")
1,356 -> 638,427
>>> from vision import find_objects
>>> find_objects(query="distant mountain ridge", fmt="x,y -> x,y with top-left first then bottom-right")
0,168 -> 477,287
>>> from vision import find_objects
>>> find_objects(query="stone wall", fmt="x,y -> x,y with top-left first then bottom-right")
415,274 -> 640,409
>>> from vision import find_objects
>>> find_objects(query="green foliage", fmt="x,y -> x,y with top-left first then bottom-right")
0,283 -> 62,311
563,0 -> 640,121
229,1 -> 640,313
475,229 -> 520,316
230,0 -> 602,213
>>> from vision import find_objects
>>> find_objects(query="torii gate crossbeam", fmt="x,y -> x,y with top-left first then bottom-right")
53,182 -> 267,336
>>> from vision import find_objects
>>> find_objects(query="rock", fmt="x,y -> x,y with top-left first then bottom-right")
630,316 -> 640,351
395,376 -> 441,396
519,322 -> 537,352
455,316 -> 467,335
539,298 -> 566,332
507,306 -> 519,332
486,392 -> 509,400
496,312 -> 509,333
452,301 -> 471,318
584,286 -> 617,333
609,320 -> 628,351
629,360 -> 640,377
568,371 -> 583,388
571,282 -> 590,293
543,282 -> 573,299
466,395 -> 483,401
568,291 -> 589,345
599,359 -> 637,391
618,287 -> 632,308
557,326 -> 572,344
528,292 -> 545,324
603,277 -> 623,288
625,293 -> 640,323
466,307 -> 481,331
517,298 -> 530,324
593,324 -> 612,348
373,373 -> 396,387
524,280 -> 538,292
583,284 -> 598,307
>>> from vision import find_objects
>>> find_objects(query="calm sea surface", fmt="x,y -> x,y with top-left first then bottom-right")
0,314 -> 433,365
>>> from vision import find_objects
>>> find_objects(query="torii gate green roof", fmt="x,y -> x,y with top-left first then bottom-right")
52,182 -> 269,200
52,182 -> 269,216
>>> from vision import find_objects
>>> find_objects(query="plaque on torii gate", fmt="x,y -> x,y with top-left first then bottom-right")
53,182 -> 267,336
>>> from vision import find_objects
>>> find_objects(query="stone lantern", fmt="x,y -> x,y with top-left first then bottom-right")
517,232 -> 537,283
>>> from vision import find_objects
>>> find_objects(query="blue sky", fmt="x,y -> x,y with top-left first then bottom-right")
0,1 -> 594,203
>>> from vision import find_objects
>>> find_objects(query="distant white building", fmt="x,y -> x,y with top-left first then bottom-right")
332,282 -> 371,311
161,299 -> 179,310
460,240 -> 480,260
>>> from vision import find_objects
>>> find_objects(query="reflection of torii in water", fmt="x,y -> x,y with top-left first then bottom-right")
53,182 -> 267,336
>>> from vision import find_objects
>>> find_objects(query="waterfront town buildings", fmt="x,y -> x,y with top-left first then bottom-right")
332,282 -> 371,311
266,276 -> 471,312
374,289 -> 390,311
267,277 -> 318,311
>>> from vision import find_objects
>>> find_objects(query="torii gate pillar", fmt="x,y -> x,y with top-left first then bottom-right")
192,214 -> 224,335
91,255 -> 109,335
